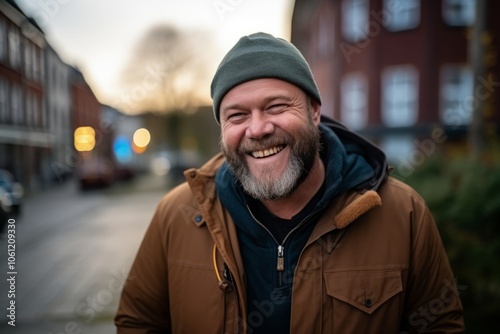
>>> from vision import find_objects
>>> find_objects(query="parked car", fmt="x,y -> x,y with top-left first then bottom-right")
0,169 -> 23,215
76,157 -> 114,190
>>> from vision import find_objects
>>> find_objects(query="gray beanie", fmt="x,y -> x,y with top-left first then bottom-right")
210,32 -> 321,123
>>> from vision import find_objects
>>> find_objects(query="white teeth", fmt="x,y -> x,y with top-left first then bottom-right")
251,146 -> 283,158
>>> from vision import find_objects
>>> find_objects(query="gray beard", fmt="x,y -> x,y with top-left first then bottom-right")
232,151 -> 305,201
221,121 -> 320,201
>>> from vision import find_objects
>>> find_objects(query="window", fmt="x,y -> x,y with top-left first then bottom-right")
41,97 -> 48,129
384,0 -> 420,31
28,92 -> 35,127
39,49 -> 45,82
10,84 -> 22,124
0,21 -> 7,60
342,0 -> 369,42
24,42 -> 32,79
0,77 -> 8,122
33,47 -> 40,82
317,6 -> 334,57
440,65 -> 473,126
381,65 -> 419,127
379,135 -> 414,165
341,73 -> 368,130
33,95 -> 40,128
443,0 -> 475,26
8,29 -> 20,68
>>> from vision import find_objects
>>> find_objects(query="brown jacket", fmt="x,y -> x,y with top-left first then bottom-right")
115,152 -> 464,333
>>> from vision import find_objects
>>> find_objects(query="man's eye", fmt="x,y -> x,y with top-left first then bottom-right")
268,104 -> 286,112
227,112 -> 246,121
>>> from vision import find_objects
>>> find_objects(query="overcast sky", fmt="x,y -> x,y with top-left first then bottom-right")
15,0 -> 294,110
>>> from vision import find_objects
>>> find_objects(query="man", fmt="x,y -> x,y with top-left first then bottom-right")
115,32 -> 464,333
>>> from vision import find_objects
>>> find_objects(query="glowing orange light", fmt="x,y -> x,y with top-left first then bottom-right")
133,128 -> 151,148
74,126 -> 96,152
132,142 -> 147,154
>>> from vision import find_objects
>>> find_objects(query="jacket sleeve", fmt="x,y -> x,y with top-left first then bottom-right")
402,199 -> 465,333
115,202 -> 171,334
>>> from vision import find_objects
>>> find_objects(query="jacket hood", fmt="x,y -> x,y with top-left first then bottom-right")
320,115 -> 389,191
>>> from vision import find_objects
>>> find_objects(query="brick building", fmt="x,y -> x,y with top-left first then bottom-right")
0,0 -> 50,190
0,0 -> 110,192
292,0 -> 500,162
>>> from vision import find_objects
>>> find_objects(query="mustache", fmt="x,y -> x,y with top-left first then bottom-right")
238,133 -> 294,154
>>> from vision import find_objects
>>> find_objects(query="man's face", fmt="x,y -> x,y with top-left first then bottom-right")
219,78 -> 321,201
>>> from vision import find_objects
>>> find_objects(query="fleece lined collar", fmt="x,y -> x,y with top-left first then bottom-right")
333,190 -> 382,229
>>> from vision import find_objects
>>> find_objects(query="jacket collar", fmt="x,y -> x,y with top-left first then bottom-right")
183,153 -> 225,225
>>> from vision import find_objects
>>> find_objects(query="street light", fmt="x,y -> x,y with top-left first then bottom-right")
74,126 -> 96,152
132,128 -> 151,154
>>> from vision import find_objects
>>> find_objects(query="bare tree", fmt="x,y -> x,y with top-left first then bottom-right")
118,25 -> 214,114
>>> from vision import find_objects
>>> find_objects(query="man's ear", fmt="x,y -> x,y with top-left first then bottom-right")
310,99 -> 321,126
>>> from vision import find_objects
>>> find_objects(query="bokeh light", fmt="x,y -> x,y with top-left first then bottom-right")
133,128 -> 151,148
113,135 -> 132,162
74,126 -> 96,152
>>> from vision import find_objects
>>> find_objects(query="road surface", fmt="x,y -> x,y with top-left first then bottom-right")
0,173 -> 168,333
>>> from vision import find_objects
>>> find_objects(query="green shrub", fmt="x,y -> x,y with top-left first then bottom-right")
394,153 -> 500,332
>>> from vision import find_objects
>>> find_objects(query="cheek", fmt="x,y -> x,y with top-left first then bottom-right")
277,120 -> 306,139
220,128 -> 243,151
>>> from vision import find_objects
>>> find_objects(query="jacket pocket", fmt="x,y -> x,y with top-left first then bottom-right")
324,269 -> 403,315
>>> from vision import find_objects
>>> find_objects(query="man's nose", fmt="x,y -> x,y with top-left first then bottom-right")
246,112 -> 274,139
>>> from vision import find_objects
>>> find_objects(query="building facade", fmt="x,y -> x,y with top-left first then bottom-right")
44,44 -> 71,181
0,0 -> 51,190
0,0 -> 111,193
292,0 -> 500,163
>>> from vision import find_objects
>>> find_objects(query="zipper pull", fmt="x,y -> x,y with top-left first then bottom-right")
277,245 -> 284,272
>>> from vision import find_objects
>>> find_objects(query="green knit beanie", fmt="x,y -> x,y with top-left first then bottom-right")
210,32 -> 321,123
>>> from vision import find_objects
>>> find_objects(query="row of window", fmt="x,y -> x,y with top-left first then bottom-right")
0,19 -> 43,82
342,0 -> 475,42
340,64 -> 472,129
0,76 -> 46,129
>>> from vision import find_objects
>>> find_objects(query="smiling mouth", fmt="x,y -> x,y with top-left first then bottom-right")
250,145 -> 285,158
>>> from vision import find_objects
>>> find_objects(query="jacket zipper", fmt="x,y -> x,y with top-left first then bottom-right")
246,204 -> 321,283
224,264 -> 242,334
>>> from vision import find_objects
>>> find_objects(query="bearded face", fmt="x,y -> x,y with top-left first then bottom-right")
221,108 -> 321,201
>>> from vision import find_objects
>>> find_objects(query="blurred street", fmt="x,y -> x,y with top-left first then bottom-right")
0,173 -> 168,334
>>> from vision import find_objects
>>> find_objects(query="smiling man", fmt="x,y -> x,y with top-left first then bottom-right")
115,32 -> 465,333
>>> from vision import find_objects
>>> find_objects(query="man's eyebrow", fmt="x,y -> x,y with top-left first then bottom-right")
262,94 -> 292,104
221,94 -> 293,114
221,103 -> 246,114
